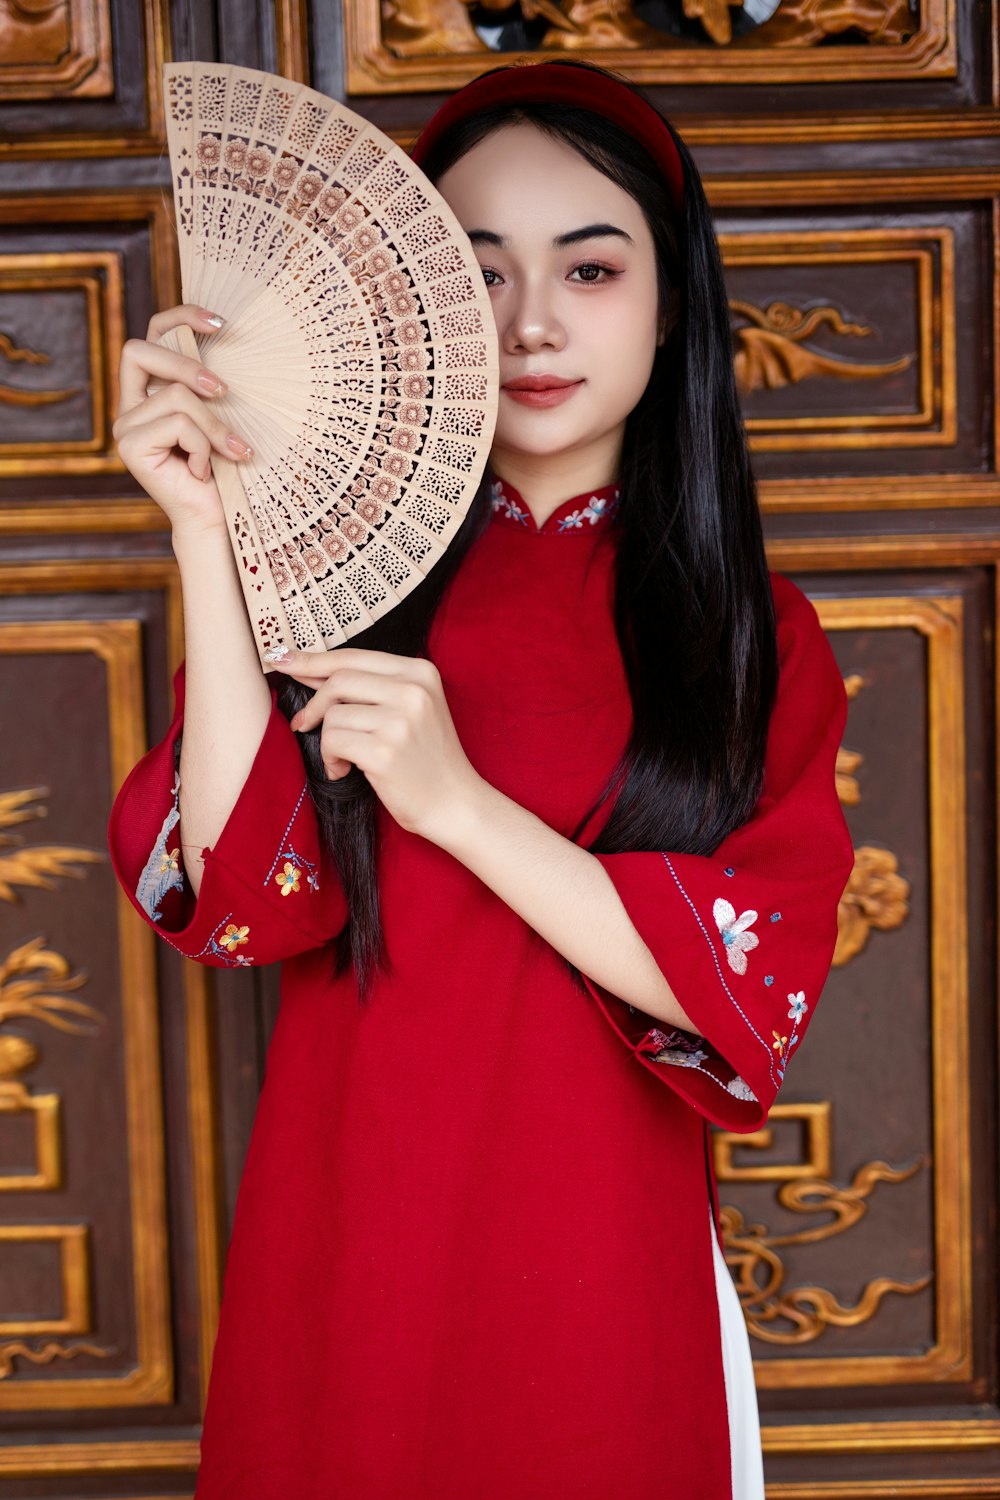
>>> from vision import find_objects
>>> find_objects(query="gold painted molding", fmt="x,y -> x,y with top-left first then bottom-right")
0,559 -> 219,1430
759,476 -> 1000,515
0,1439 -> 200,1476
0,0 -> 171,160
0,618 -> 172,1409
0,252 -> 124,475
766,535 -> 1000,571
762,1418 -> 1000,1455
721,229 -> 955,453
0,499 -> 170,534
671,108 -> 1000,147
0,1224 -> 90,1336
0,191 -> 179,338
0,1082 -> 61,1191
769,1480 -> 1000,1496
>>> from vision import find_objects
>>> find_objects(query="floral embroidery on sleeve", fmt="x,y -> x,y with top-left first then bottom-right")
218,923 -> 250,953
774,990 -> 808,1078
135,773 -> 185,921
712,898 -> 759,975
264,785 -> 320,896
275,862 -> 302,895
636,1025 -> 760,1104
188,915 -> 256,967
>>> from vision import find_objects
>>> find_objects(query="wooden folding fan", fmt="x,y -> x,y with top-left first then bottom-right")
159,62 -> 499,669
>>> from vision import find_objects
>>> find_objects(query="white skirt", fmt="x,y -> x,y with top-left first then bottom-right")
710,1208 -> 766,1500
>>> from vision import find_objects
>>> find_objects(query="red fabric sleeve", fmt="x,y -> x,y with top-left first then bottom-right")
582,574 -> 855,1132
107,663 -> 349,967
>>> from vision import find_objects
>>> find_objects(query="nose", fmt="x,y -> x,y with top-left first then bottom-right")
500,277 -> 567,357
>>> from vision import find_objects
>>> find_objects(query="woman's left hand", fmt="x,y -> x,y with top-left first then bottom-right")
281,647 -> 483,843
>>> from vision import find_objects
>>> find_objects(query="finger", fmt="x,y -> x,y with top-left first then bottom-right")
275,646 -> 435,680
146,304 -> 225,344
115,409 -> 213,480
291,701 -> 382,735
118,340 -> 231,420
318,727 -> 380,781
289,671 -> 423,732
116,408 -> 248,482
114,381 -> 252,468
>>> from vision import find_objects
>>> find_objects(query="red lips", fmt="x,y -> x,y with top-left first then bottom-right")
501,374 -> 584,408
503,375 -> 580,391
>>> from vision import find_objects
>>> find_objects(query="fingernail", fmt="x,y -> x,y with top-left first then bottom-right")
264,645 -> 291,664
197,370 -> 225,395
226,434 -> 253,459
202,312 -> 225,328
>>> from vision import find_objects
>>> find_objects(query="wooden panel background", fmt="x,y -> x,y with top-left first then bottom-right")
0,0 -> 996,1493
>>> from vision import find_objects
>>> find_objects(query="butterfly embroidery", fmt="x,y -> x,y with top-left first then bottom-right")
712,898 -> 759,975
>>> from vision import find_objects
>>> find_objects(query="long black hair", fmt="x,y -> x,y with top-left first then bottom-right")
277,61 -> 779,1001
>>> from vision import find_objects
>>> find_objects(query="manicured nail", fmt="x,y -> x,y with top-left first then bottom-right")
202,311 -> 225,328
226,434 -> 253,459
197,370 -> 225,394
264,645 -> 291,664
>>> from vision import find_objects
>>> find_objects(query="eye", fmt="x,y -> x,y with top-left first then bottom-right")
570,262 -> 618,284
480,266 -> 502,288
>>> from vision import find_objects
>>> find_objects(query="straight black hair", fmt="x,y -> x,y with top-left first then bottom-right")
276,61 -> 779,1002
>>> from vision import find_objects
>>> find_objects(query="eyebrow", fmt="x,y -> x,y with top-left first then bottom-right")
466,223 -> 634,249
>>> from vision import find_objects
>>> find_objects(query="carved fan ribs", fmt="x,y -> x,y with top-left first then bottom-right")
162,61 -> 498,665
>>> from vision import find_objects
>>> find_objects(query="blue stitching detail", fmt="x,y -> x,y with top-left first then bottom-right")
264,784 -> 309,886
661,853 -> 779,1090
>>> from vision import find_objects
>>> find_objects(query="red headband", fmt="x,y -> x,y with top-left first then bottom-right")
410,63 -> 685,217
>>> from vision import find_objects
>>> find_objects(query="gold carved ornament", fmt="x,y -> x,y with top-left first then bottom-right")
0,332 -> 78,408
0,787 -> 111,1379
732,300 -> 913,397
721,1157 -> 931,1345
0,786 -> 102,900
381,0 -> 917,58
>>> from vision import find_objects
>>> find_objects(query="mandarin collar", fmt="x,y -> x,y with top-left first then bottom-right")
489,476 -> 621,536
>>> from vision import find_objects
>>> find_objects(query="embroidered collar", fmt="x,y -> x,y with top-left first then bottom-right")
489,476 -> 621,536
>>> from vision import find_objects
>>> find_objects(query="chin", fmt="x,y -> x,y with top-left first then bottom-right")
494,415 -> 611,462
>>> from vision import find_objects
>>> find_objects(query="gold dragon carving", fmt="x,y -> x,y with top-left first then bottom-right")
722,1157 -> 931,1344
0,787 -> 110,1378
382,0 -> 918,59
732,301 -> 913,398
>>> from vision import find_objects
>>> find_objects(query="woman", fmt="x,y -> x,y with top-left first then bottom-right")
109,60 -> 854,1499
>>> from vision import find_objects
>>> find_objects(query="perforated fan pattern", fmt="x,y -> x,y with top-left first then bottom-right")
161,63 -> 499,665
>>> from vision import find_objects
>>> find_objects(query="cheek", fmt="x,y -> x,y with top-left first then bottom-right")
588,294 -> 659,405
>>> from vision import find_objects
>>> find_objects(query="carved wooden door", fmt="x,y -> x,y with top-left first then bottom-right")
0,0 -> 997,1495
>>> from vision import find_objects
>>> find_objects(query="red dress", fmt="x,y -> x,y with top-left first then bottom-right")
108,477 -> 853,1499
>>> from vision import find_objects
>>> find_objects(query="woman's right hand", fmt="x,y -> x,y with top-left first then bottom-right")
113,303 -> 254,539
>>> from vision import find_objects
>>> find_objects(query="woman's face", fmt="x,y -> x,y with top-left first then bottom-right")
436,122 -> 662,488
